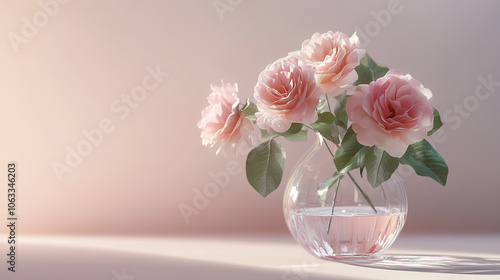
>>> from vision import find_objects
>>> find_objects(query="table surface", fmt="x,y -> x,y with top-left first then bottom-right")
1,234 -> 500,280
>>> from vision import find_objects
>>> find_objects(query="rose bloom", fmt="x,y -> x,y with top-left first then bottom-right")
299,31 -> 365,97
198,81 -> 253,155
254,56 -> 324,133
346,70 -> 434,158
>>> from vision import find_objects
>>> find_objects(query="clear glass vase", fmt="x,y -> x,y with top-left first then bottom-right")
283,133 -> 407,260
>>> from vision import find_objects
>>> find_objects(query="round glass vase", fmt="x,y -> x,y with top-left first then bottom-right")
283,133 -> 407,260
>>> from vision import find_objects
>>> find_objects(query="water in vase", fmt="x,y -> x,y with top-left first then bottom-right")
288,206 -> 406,260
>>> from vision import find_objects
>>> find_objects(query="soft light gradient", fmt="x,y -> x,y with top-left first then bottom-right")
1,0 -> 499,237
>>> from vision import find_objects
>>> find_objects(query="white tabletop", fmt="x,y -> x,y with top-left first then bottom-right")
1,234 -> 500,279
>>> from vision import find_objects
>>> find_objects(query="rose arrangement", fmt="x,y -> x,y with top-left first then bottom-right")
198,31 -> 448,202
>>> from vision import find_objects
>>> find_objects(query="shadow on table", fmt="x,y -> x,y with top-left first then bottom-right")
16,244 -> 363,280
337,255 -> 500,275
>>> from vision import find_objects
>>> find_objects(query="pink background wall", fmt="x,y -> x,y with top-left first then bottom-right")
1,0 -> 499,236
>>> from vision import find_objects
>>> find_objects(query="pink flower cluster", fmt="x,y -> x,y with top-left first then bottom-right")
253,32 -> 364,133
199,31 -> 434,158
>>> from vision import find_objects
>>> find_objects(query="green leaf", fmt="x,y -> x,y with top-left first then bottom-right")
333,94 -> 349,127
342,125 -> 356,142
316,112 -> 335,124
281,123 -> 303,136
354,54 -> 390,85
312,123 -> 339,144
334,126 -> 367,173
365,146 -> 400,188
282,127 -> 308,141
260,123 -> 307,141
246,139 -> 286,197
317,173 -> 344,204
400,139 -> 448,186
242,99 -> 258,118
311,112 -> 339,144
427,108 -> 443,136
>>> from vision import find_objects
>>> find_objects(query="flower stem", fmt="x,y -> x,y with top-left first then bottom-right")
326,177 -> 341,234
324,93 -> 332,112
303,124 -> 315,131
323,139 -> 377,214
346,171 -> 377,213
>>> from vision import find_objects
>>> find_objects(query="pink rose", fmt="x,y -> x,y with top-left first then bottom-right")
254,56 -> 323,133
198,81 -> 254,155
299,31 -> 365,97
346,70 -> 434,158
